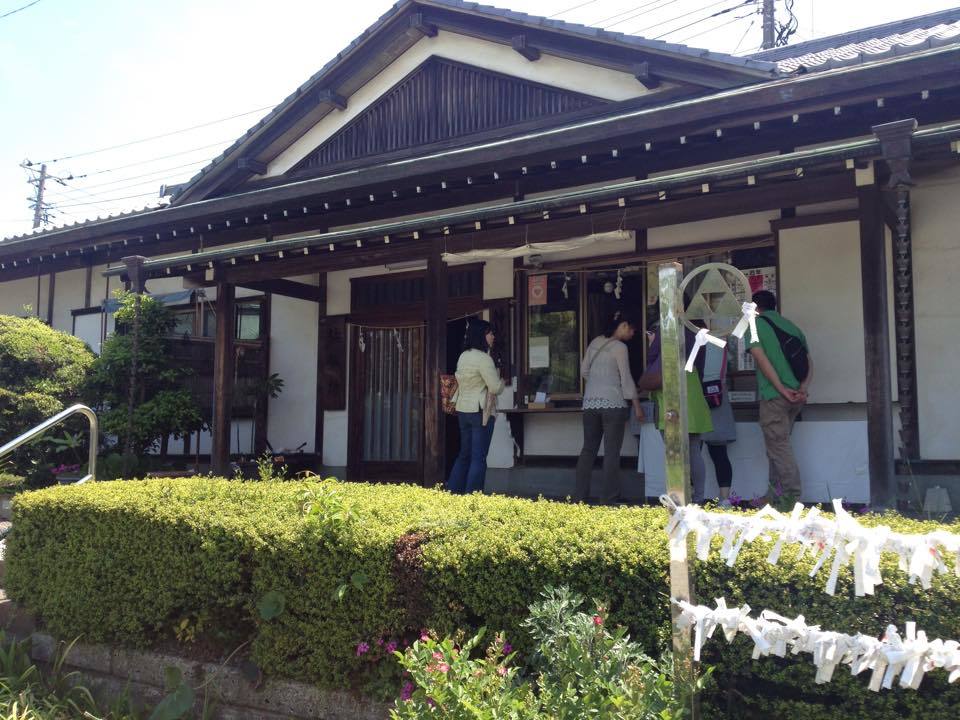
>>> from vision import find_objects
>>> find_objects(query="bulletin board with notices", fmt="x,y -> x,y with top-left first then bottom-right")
733,266 -> 777,372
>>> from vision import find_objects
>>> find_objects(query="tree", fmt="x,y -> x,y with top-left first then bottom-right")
85,292 -> 205,459
0,315 -> 95,473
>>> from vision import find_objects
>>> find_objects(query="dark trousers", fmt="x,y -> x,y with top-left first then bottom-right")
707,443 -> 733,488
447,412 -> 496,494
574,408 -> 629,503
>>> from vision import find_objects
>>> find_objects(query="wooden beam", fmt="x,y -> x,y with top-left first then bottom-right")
769,208 -> 859,231
407,12 -> 437,38
633,62 -> 661,90
511,35 -> 540,61
236,157 -> 268,175
317,88 -> 347,111
423,238 -> 448,487
236,278 -> 324,302
858,184 -> 896,505
212,283 -> 235,475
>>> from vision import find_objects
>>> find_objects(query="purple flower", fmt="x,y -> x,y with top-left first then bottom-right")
356,642 -> 370,656
399,681 -> 414,701
728,493 -> 742,506
502,643 -> 513,655
858,505 -> 872,515
385,640 -> 398,654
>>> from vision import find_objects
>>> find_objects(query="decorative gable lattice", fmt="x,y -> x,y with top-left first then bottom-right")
293,58 -> 607,171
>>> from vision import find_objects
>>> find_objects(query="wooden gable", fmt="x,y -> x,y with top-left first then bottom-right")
291,57 -> 608,172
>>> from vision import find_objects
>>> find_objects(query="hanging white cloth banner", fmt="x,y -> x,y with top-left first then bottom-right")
673,598 -> 960,690
441,230 -> 632,265
661,496 -> 960,596
732,301 -> 759,343
685,328 -> 726,373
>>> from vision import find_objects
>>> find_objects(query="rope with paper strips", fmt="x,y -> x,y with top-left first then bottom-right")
661,496 -> 960,596
673,598 -> 960,691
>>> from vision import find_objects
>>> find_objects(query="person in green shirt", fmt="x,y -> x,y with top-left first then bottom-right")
748,290 -> 814,499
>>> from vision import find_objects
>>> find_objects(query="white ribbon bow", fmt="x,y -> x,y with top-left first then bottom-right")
685,328 -> 727,373
732,301 -> 759,343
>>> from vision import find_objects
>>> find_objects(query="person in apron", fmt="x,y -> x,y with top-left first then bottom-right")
700,343 -> 737,506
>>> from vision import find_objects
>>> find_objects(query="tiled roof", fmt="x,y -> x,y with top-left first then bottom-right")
752,7 -> 960,73
0,203 -> 168,245
169,0 -> 777,204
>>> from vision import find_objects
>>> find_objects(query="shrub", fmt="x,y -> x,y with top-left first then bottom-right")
0,315 -> 94,475
6,478 -> 960,719
0,473 -> 26,494
84,292 -> 204,457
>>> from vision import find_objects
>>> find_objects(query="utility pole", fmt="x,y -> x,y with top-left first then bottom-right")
24,161 -> 49,228
761,0 -> 776,50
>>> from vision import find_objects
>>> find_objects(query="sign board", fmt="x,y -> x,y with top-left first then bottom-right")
528,275 -> 547,306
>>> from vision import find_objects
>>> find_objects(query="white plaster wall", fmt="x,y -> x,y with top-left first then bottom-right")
268,275 -> 320,453
0,276 -> 41,316
911,165 -> 960,459
640,420 -> 870,503
779,221 -> 866,404
50,269 -> 86,333
268,30 -> 663,176
648,211 -> 779,248
483,258 -> 514,300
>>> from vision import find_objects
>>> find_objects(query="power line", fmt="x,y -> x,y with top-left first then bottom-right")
630,0 -> 744,36
52,191 -> 160,209
28,103 -> 275,165
549,0 -> 602,18
654,0 -> 757,40
601,0 -> 684,30
732,16 -> 758,52
62,138 -> 232,181
57,158 -> 210,194
676,11 -> 755,44
0,0 -> 40,20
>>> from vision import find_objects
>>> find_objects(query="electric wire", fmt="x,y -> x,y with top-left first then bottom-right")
630,0 -> 747,36
549,0 -> 602,18
653,0 -> 757,40
0,0 -> 40,20
60,138 -> 232,181
675,11 -> 755,44
29,104 -> 275,165
602,0 -> 685,30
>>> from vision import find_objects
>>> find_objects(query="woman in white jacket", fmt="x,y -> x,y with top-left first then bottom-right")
447,319 -> 504,494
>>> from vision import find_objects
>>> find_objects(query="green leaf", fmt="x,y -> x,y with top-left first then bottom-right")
350,571 -> 368,588
334,583 -> 348,603
257,590 -> 286,620
162,665 -> 183,691
148,682 -> 194,720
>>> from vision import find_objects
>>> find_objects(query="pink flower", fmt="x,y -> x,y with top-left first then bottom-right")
420,629 -> 430,641
497,666 -> 507,676
399,681 -> 414,701
432,651 -> 444,661
376,638 -> 384,647
437,662 -> 450,673
502,643 -> 513,655
593,615 -> 603,627
385,640 -> 398,654
356,642 -> 370,656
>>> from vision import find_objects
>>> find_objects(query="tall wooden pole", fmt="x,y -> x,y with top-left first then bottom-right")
423,239 -> 448,486
121,256 -> 147,479
659,262 -> 698,718
212,282 -> 235,476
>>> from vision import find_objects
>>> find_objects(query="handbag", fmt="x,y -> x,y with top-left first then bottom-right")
440,374 -> 459,415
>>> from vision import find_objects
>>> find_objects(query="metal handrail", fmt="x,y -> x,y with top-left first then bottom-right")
0,404 -> 98,484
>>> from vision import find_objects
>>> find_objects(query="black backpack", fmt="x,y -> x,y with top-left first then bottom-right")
757,315 -> 809,383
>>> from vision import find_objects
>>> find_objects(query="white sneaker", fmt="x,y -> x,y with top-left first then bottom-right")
718,499 -> 732,509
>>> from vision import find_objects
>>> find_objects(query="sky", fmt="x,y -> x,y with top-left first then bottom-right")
0,0 -> 957,240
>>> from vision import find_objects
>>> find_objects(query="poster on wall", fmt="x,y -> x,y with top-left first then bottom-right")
529,336 -> 550,369
734,266 -> 777,372
528,275 -> 547,306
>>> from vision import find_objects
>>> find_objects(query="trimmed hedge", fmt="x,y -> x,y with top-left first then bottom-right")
7,478 -> 960,718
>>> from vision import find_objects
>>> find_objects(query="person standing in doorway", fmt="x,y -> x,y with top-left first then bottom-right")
700,342 -> 736,507
447,319 -> 504,494
574,311 -> 644,504
748,290 -> 813,500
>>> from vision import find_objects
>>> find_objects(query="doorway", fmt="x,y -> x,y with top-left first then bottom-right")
347,325 -> 424,482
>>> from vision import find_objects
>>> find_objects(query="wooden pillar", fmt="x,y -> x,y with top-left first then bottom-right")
423,240 -> 448,487
858,179 -> 896,505
873,119 -> 920,510
212,282 -> 235,476
314,274 -> 327,468
659,262 -> 698,719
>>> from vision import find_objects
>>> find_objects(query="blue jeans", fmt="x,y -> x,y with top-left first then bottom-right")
447,412 -> 496,494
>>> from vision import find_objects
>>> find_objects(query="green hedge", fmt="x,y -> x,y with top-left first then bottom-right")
7,478 -> 960,718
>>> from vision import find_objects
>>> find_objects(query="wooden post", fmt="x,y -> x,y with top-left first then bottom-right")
659,262 -> 698,718
314,273 -> 327,468
858,180 -> 896,505
212,282 -> 235,476
423,239 -> 448,487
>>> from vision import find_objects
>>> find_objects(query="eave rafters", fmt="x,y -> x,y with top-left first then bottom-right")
99,122 -> 960,285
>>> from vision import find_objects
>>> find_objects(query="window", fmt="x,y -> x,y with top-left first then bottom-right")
203,300 -> 264,340
526,273 -> 580,396
171,309 -> 196,337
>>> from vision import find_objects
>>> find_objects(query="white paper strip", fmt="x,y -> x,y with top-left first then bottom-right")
685,328 -> 727,373
732,301 -> 759,344
661,496 -> 960,596
674,598 -> 960,691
